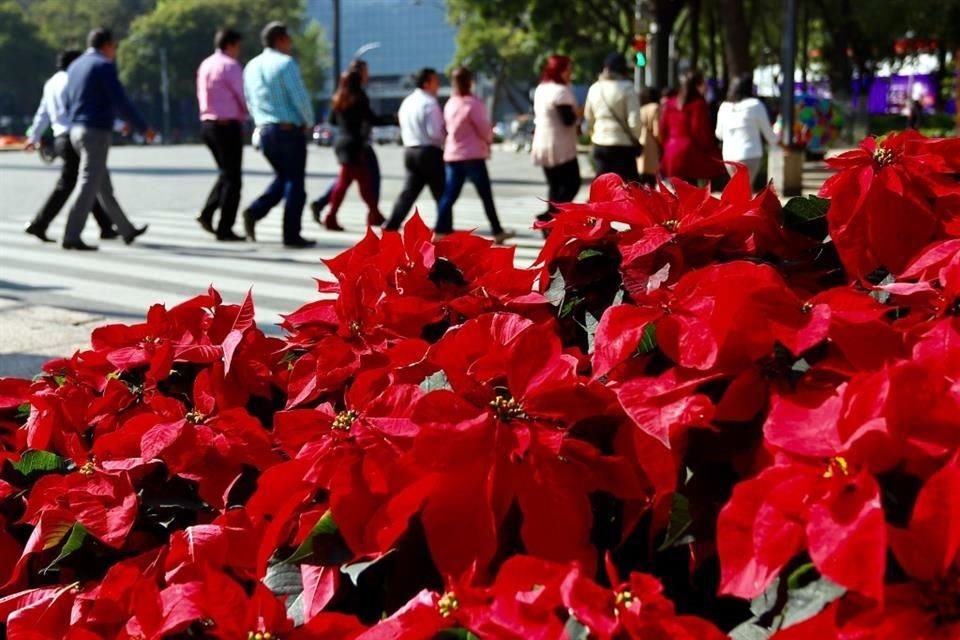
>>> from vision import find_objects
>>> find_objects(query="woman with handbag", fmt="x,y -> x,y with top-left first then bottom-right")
660,69 -> 723,186
583,52 -> 643,182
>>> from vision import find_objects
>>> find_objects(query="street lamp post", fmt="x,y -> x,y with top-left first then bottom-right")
159,46 -> 170,144
771,0 -> 803,196
332,0 -> 341,88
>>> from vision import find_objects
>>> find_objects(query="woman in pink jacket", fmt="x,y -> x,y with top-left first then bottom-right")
435,67 -> 513,243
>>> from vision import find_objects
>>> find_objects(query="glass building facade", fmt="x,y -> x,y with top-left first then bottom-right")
306,0 -> 457,113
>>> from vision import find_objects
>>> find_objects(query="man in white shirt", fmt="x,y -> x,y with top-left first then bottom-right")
24,49 -> 115,243
384,67 -> 445,231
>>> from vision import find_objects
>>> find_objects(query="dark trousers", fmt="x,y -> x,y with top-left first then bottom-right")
30,134 -> 113,232
199,120 -> 243,236
542,158 -> 581,216
435,159 -> 503,235
315,145 -> 380,205
593,145 -> 641,182
384,146 -> 445,230
247,125 -> 306,242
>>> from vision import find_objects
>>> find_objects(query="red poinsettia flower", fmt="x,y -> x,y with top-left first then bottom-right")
819,130 -> 960,278
396,313 -> 641,576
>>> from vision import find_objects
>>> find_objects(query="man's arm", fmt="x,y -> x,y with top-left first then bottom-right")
26,82 -> 51,146
424,100 -> 445,145
103,62 -> 148,132
228,62 -> 248,119
280,59 -> 314,126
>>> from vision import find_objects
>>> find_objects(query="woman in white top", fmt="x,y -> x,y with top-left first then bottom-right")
583,52 -> 643,182
715,74 -> 778,187
531,54 -> 580,223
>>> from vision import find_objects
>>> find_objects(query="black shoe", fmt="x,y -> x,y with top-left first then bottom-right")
24,223 -> 54,243
216,230 -> 246,242
62,239 -> 98,251
100,228 -> 120,240
283,236 -> 317,249
243,209 -> 257,242
123,225 -> 148,245
196,216 -> 215,235
310,196 -> 329,223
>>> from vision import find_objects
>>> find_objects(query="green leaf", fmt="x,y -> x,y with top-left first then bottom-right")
341,551 -> 393,587
729,621 -> 773,640
560,295 -> 584,318
786,562 -> 817,590
419,370 -> 452,393
284,509 -> 338,564
779,577 -> 845,628
563,616 -> 590,640
585,311 -> 600,355
577,248 -> 603,260
12,450 -> 65,476
16,402 -> 31,418
638,323 -> 657,354
263,561 -> 303,596
657,492 -> 693,551
42,523 -> 87,574
544,270 -> 567,307
783,195 -> 830,221
437,630 -> 481,640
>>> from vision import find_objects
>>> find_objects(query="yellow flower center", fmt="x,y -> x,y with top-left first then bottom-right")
79,460 -> 96,477
614,588 -> 635,615
332,410 -> 358,431
801,301 -> 814,314
185,410 -> 206,424
490,395 -> 527,422
823,456 -> 850,479
247,632 -> 274,640
437,591 -> 460,618
873,147 -> 896,167
661,219 -> 680,231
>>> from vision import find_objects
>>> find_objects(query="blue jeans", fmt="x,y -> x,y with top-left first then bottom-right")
435,159 -> 502,234
315,145 -> 380,205
248,126 -> 306,241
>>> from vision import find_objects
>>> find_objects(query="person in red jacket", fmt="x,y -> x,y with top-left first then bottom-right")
659,69 -> 723,185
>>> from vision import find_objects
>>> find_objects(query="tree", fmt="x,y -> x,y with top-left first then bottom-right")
0,1 -> 56,119
18,0 -> 156,49
118,0 -> 327,134
719,0 -> 751,78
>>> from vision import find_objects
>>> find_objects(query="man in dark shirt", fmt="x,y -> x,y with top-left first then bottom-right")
61,28 -> 155,251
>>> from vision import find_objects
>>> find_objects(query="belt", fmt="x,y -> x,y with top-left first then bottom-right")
203,119 -> 242,125
263,122 -> 302,130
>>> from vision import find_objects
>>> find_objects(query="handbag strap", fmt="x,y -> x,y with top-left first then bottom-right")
598,81 -> 639,146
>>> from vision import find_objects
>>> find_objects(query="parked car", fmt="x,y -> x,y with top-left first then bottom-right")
371,124 -> 402,145
313,123 -> 337,147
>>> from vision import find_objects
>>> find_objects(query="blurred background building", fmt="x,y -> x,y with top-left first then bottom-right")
306,0 -> 457,116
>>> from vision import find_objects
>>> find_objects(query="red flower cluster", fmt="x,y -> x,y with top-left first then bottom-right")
2,134 -> 960,638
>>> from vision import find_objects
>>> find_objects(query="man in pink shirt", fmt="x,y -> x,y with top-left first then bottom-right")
196,28 -> 247,241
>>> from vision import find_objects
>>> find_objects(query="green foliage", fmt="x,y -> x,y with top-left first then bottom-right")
0,1 -> 56,117
42,523 -> 87,574
18,0 -> 156,49
12,449 -> 65,476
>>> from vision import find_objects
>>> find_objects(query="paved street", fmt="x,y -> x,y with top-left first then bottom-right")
0,144 -> 833,376
0,143 -> 563,375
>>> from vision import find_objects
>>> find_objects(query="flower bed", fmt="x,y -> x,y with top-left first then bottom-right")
2,130 -> 960,638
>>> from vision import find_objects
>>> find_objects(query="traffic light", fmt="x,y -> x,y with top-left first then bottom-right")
633,35 -> 647,68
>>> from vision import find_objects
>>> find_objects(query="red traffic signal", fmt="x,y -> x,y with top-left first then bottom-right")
633,36 -> 647,53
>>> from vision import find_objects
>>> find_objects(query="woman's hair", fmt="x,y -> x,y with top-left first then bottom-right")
332,69 -> 364,112
541,55 -> 572,84
452,66 -> 473,95
602,52 -> 628,78
677,69 -> 705,108
640,87 -> 661,105
727,74 -> 754,102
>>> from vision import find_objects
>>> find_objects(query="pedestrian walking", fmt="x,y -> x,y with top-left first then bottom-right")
531,54 -> 580,224
60,28 -> 153,251
23,49 -> 116,243
310,59 -> 382,224
583,53 -> 643,182
383,67 -> 445,231
242,21 -> 316,248
660,69 -> 723,185
320,68 -> 386,231
637,87 -> 662,187
195,28 -> 247,241
435,67 -> 513,243
715,74 -> 778,188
